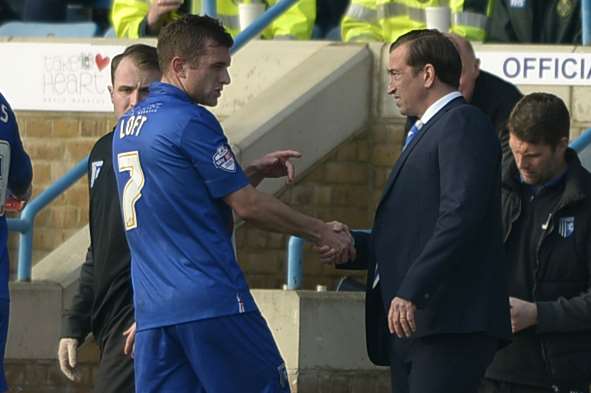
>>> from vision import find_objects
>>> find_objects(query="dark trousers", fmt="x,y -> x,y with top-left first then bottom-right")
389,333 -> 498,393
95,313 -> 135,393
480,378 -> 588,393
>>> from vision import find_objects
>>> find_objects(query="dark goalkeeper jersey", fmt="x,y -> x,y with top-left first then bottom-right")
61,131 -> 133,345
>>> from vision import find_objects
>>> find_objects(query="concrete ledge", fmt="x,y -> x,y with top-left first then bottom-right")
226,43 -> 372,195
253,289 -> 389,392
7,281 -> 61,359
32,225 -> 89,309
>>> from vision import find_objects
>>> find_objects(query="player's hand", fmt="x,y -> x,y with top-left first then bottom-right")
246,150 -> 302,187
509,297 -> 538,333
58,338 -> 81,382
5,185 -> 32,213
123,322 -> 136,358
147,0 -> 183,31
315,221 -> 355,265
388,297 -> 416,338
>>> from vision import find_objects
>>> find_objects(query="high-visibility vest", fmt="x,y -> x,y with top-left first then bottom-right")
111,0 -> 315,39
341,0 -> 493,42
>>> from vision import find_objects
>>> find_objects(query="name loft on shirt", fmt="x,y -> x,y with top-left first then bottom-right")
119,115 -> 147,139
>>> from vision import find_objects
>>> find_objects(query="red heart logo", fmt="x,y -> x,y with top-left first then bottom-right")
95,54 -> 110,71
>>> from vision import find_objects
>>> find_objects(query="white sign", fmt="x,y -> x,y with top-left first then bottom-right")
1,43 -> 590,111
0,42 -> 127,112
477,52 -> 591,86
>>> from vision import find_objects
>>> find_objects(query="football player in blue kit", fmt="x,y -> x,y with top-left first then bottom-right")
112,15 -> 354,393
0,92 -> 33,393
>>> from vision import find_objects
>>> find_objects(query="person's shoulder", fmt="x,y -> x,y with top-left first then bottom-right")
445,99 -> 496,135
90,130 -> 115,158
184,105 -> 223,136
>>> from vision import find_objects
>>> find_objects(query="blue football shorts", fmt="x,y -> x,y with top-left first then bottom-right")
135,311 -> 290,393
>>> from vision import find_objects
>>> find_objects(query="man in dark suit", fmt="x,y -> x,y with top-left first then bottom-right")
328,29 -> 512,393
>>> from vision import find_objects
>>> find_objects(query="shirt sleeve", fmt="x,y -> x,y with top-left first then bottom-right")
179,112 -> 249,199
1,96 -> 32,196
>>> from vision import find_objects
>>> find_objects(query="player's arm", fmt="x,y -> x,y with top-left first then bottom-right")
225,185 -> 354,262
59,247 -> 94,382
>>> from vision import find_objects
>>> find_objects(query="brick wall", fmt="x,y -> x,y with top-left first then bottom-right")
6,360 -> 96,393
235,121 -> 405,290
4,360 -> 391,393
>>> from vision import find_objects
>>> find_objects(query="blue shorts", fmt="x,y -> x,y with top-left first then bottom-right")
0,300 -> 8,393
135,311 -> 290,393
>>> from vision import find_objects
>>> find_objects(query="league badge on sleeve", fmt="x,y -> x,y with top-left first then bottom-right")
213,144 -> 237,172
558,216 -> 574,238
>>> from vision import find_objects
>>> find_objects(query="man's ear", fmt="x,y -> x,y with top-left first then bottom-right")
171,57 -> 186,78
557,136 -> 569,154
108,85 -> 114,104
474,58 -> 481,78
424,64 -> 436,88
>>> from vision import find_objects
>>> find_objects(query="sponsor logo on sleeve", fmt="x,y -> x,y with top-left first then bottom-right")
213,144 -> 236,172
558,216 -> 575,238
90,160 -> 104,188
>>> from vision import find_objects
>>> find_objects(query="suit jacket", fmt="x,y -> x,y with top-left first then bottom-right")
342,96 -> 512,366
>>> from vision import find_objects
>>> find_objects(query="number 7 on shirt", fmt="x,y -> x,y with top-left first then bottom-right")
117,151 -> 145,231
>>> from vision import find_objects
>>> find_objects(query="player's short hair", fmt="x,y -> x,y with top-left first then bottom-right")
111,44 -> 159,84
157,15 -> 233,73
508,93 -> 570,148
389,29 -> 461,89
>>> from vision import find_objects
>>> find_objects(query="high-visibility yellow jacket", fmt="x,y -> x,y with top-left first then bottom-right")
341,0 -> 493,42
111,0 -> 315,39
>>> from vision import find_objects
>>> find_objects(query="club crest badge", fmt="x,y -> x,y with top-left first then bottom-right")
558,216 -> 575,238
90,160 -> 103,188
212,144 -> 236,172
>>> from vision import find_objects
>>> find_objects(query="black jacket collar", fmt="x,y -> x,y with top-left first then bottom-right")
502,148 -> 590,209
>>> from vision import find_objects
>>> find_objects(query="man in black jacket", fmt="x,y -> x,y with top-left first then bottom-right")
58,44 -> 304,393
58,44 -> 163,393
481,93 -> 591,393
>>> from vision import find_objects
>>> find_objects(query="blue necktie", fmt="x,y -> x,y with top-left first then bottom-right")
403,120 -> 423,150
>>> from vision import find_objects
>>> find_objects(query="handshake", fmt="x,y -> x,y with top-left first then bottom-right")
314,221 -> 356,265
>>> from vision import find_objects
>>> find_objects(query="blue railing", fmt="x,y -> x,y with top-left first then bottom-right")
7,0 -> 298,281
583,0 -> 591,45
284,127 -> 591,289
8,158 -> 88,281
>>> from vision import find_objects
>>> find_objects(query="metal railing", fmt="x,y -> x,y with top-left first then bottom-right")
7,0 -> 298,281
284,127 -> 591,289
8,158 -> 88,281
583,0 -> 591,45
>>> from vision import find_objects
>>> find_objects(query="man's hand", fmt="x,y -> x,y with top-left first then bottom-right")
147,0 -> 183,32
57,338 -> 81,382
388,297 -> 416,338
315,221 -> 356,264
509,297 -> 538,333
246,150 -> 302,187
123,322 -> 136,358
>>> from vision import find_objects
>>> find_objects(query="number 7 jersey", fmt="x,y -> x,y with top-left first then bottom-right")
112,82 -> 256,331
